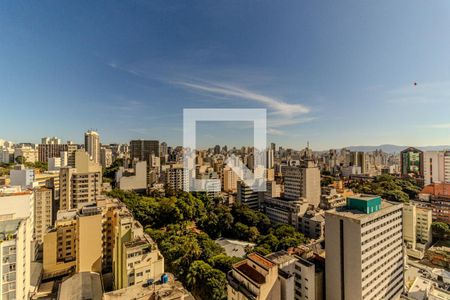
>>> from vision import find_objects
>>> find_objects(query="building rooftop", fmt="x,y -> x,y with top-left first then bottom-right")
235,262 -> 266,284
215,238 -> 255,258
421,183 -> 450,197
104,276 -> 193,300
0,218 -> 23,241
58,272 -> 103,300
325,199 -> 402,221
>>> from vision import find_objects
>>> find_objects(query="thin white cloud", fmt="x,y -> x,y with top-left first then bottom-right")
268,128 -> 286,136
174,80 -> 310,116
268,117 -> 316,128
421,123 -> 450,129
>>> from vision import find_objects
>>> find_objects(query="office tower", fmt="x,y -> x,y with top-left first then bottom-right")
100,147 -> 113,168
59,166 -> 102,210
116,161 -> 147,192
130,140 -> 159,161
41,137 -> 61,145
237,181 -> 260,210
84,130 -> 100,164
227,253 -> 280,300
325,195 -> 404,300
9,165 -> 34,189
0,218 -> 33,300
403,203 -> 432,259
284,160 -> 321,207
160,142 -> 168,157
400,147 -> 424,178
34,188 -> 53,244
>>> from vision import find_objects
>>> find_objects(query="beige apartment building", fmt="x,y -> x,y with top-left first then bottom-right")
43,196 -> 165,291
403,203 -> 433,259
223,167 -> 238,193
283,160 -> 321,207
325,195 -> 404,300
43,206 -> 103,278
34,187 -> 52,243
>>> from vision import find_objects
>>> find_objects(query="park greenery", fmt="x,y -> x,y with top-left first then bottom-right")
346,174 -> 421,202
107,189 -> 307,299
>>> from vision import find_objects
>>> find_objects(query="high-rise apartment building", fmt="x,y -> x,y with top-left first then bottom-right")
0,217 -> 33,300
34,188 -> 53,244
0,187 -> 35,300
164,164 -> 186,192
284,160 -> 321,207
130,140 -> 159,161
41,137 -> 61,145
160,142 -> 168,157
325,195 -> 404,300
223,167 -> 238,193
237,181 -> 260,210
38,143 -> 77,165
43,206 -> 103,278
100,147 -> 113,168
403,203 -> 432,259
59,167 -> 102,210
85,130 -> 100,164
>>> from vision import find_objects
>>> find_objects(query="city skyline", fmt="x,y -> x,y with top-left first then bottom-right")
2,1 -> 450,149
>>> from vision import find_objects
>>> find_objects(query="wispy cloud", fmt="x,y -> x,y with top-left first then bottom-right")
420,123 -> 450,129
174,80 -> 310,116
387,81 -> 450,104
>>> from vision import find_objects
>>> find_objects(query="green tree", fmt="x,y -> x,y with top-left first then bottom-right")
15,156 -> 25,164
431,222 -> 450,240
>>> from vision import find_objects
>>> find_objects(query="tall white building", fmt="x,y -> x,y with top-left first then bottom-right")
325,195 -> 404,300
0,217 -> 33,300
84,130 -> 100,164
0,187 -> 35,300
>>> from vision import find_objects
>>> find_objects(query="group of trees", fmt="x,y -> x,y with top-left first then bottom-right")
431,222 -> 450,240
0,158 -> 47,175
107,189 -> 307,299
346,174 -> 421,202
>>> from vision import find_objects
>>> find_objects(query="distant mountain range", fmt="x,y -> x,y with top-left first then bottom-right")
344,144 -> 450,153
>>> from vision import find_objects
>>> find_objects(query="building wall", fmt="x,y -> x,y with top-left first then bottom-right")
76,213 -> 102,273
325,202 -> 404,300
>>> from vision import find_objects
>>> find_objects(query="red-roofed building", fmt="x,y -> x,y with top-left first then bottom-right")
420,183 -> 450,224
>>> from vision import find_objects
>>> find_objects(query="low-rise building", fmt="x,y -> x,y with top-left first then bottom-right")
227,253 -> 280,300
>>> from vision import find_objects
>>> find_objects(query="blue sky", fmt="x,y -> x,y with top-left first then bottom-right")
1,1 -> 450,150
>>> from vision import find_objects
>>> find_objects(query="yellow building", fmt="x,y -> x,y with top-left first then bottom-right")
43,206 -> 102,279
